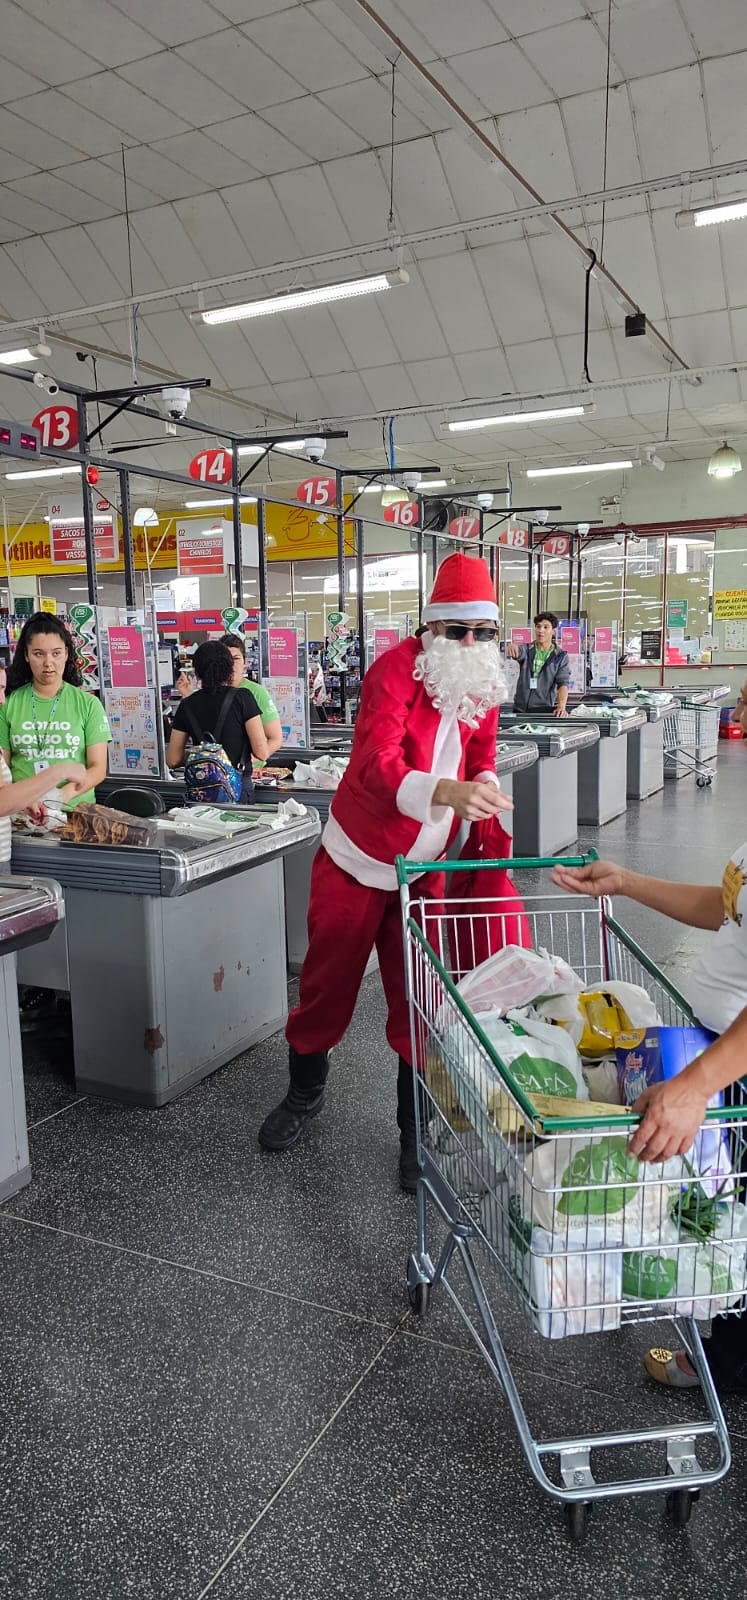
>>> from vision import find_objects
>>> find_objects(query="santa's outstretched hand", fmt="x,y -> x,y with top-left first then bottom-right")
433,778 -> 513,822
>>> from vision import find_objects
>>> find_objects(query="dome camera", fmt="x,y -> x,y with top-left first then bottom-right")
577,522 -> 590,536
161,385 -> 191,421
613,528 -> 625,545
32,370 -> 60,397
304,436 -> 326,463
477,492 -> 494,510
533,508 -> 549,525
402,469 -> 421,492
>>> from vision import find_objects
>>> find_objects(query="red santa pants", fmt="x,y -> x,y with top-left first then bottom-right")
286,846 -> 444,1063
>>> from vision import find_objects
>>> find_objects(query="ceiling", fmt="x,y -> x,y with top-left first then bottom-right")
0,0 -> 746,521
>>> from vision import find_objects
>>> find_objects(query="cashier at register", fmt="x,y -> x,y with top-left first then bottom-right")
505,612 -> 570,717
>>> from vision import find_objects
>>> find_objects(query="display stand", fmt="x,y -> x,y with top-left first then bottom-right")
97,602 -> 166,780
263,613 -> 311,749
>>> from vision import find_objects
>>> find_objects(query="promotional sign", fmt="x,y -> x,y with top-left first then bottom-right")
108,625 -> 147,690
156,608 -> 259,633
221,606 -> 251,636
641,629 -> 662,661
566,654 -> 586,695
268,627 -> 298,676
714,590 -> 747,621
590,651 -> 618,687
188,447 -> 233,485
39,597 -> 57,614
383,501 -> 419,527
667,598 -> 689,629
296,477 -> 337,509
448,515 -> 479,541
724,619 -> 747,653
68,603 -> 99,689
510,627 -> 533,646
104,688 -> 160,778
498,526 -> 530,549
263,677 -> 308,747
373,626 -> 400,659
594,626 -> 614,652
48,493 -> 118,566
327,610 -> 350,672
32,405 -> 79,450
560,625 -> 581,654
177,522 -> 225,577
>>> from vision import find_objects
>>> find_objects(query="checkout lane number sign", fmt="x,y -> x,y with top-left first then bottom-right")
189,447 -> 233,485
32,405 -> 79,450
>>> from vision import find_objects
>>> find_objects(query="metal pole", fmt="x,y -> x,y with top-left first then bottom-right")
2,499 -> 13,615
567,535 -> 576,623
660,528 -> 669,687
256,496 -> 269,680
575,540 -> 583,621
416,498 -> 424,626
335,469 -> 345,615
526,521 -> 534,623
231,444 -> 243,610
535,544 -> 544,615
76,394 -> 98,606
119,469 -> 136,609
621,531 -> 628,667
355,517 -> 365,679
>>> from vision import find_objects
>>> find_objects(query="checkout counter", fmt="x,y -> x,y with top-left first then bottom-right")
494,720 -> 599,855
568,706 -> 647,823
12,807 -> 320,1107
575,690 -> 671,801
0,876 -> 64,1201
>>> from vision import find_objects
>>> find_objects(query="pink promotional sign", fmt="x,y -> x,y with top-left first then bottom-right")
108,625 -> 147,689
374,626 -> 400,659
268,627 -> 298,676
594,626 -> 613,652
560,626 -> 581,654
510,627 -> 533,645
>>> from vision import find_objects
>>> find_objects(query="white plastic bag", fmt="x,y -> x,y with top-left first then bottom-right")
457,944 -> 583,1017
536,982 -> 661,1046
291,755 -> 348,789
506,1009 -> 588,1100
517,1134 -> 685,1243
582,1058 -> 622,1105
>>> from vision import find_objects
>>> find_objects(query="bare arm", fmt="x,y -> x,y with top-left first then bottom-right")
551,860 -> 723,931
57,740 -> 108,802
630,1005 -> 747,1162
256,716 -> 283,762
554,684 -> 569,717
245,715 -> 269,763
0,759 -> 88,815
167,729 -> 188,770
432,778 -> 513,822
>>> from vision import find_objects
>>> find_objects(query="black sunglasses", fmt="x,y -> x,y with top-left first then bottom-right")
443,623 -> 499,642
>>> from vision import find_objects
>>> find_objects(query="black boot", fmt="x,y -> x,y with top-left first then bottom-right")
258,1047 -> 330,1152
397,1056 -> 422,1194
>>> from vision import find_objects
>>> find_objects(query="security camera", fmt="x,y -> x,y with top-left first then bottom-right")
304,436 -> 326,463
533,508 -> 549,525
577,522 -> 590,536
32,370 -> 60,397
161,385 -> 191,421
613,529 -> 625,545
477,492 -> 494,510
403,469 -> 421,492
644,446 -> 666,472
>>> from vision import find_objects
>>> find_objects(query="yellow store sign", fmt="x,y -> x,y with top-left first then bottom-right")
714,589 -> 747,620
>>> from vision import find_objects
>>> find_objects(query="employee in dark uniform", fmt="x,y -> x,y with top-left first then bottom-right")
506,611 -> 571,716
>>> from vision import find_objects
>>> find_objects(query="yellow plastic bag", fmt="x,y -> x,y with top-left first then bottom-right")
573,992 -> 635,1058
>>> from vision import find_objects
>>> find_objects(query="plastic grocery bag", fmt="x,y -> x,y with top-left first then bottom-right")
446,815 -> 531,979
291,755 -> 348,789
537,982 -> 661,1054
516,1134 -> 685,1243
438,1013 -> 586,1116
504,1009 -> 588,1100
528,1226 -> 623,1338
457,944 -> 583,1017
582,1058 -> 622,1105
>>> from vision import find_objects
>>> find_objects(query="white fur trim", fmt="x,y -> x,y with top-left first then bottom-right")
396,769 -> 448,825
474,770 -> 500,787
421,598 -> 500,624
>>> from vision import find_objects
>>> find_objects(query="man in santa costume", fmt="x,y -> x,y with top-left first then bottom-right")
258,552 -> 512,1189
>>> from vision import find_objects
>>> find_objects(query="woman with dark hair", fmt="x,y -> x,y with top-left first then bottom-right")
0,612 -> 111,808
166,640 -> 269,799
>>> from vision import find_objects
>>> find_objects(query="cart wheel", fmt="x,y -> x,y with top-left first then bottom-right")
666,1488 -> 698,1528
406,1253 -> 431,1317
697,774 -> 712,787
564,1501 -> 589,1542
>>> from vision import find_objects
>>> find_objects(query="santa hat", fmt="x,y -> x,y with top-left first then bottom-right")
421,552 -> 500,625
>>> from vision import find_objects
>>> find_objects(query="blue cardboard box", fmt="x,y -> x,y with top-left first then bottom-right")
616,1025 -> 718,1107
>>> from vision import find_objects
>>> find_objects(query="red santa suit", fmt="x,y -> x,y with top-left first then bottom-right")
287,562 -> 502,1065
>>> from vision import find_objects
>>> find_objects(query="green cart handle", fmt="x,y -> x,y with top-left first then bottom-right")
395,848 -> 599,887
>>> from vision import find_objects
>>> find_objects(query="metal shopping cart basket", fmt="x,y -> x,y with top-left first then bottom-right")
399,852 -> 747,1540
663,700 -> 719,785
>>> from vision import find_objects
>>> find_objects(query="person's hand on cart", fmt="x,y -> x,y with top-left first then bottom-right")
551,858 -> 625,897
628,1075 -> 709,1163
432,778 -> 514,823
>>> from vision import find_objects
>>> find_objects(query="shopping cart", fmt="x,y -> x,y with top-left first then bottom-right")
663,700 -> 719,785
399,853 -> 747,1540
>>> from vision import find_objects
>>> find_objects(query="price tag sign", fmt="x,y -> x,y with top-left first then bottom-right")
32,405 -> 79,450
188,447 -> 233,485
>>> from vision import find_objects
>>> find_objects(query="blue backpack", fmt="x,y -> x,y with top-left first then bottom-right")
183,692 -> 243,805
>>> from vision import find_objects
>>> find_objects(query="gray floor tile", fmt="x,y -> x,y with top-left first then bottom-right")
0,1217 -> 389,1600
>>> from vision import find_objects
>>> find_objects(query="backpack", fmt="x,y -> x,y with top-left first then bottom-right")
182,691 -> 243,805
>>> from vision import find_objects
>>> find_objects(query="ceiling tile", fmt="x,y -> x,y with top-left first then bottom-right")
448,41 -> 550,115
598,215 -> 666,322
40,225 -> 133,305
243,6 -> 369,92
376,281 -> 450,362
85,213 -> 167,295
131,207 -> 212,285
0,242 -> 56,318
3,234 -> 87,314
406,355 -> 463,405
188,324 -> 270,391
0,0 -> 102,84
5,172 -> 113,226
608,0 -> 694,77
0,149 -> 37,184
0,53 -> 45,102
313,370 -> 376,415
650,211 -> 726,319
235,318 -> 311,383
0,107 -> 85,169
629,66 -> 710,177
704,54 -> 747,162
678,0 -> 747,55
520,17 -> 615,98
473,239 -> 553,344
262,97 -> 367,163
308,0 -> 389,73
18,0 -> 162,67
375,0 -> 507,59
453,347 -> 515,399
118,52 -> 246,125
100,146 -> 213,204
55,159 -> 156,211
208,113 -> 311,177
560,86 -> 642,195
303,152 -> 389,246
419,254 -> 498,353
501,336 -> 568,393
72,72 -> 191,144
254,374 -> 325,417
177,28 -> 304,111
11,90 -> 133,160
434,129 -> 518,221
497,103 -> 578,199
270,166 -> 352,253
208,0 -> 297,21
171,192 -> 257,277
493,0 -> 585,34
0,186 -> 72,234
151,131 -> 258,188
220,179 -> 303,267
386,139 -> 461,232
109,0 -> 223,46
280,307 -> 357,377
320,78 -> 433,147
668,311 -> 736,367
325,299 -> 401,370
137,307 -> 225,385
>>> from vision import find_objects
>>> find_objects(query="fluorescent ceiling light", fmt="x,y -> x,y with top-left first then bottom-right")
419,479 -> 447,489
449,405 -> 589,433
4,464 -> 81,480
526,461 -> 633,478
183,497 -> 257,508
380,482 -> 409,507
0,347 -> 37,365
676,199 -> 747,229
199,268 -> 408,325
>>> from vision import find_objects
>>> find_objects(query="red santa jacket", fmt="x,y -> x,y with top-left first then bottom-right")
323,634 -> 500,889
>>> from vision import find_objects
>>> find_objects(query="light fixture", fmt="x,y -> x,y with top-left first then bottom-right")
418,479 -> 448,490
448,404 -> 591,433
526,460 -> 633,478
198,268 -> 409,325
133,507 -> 159,526
183,497 -> 258,508
0,347 -> 37,366
676,200 -> 747,229
707,441 -> 742,479
4,464 -> 81,480
380,482 -> 409,508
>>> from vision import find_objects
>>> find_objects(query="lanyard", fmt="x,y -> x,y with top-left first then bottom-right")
30,686 -> 62,763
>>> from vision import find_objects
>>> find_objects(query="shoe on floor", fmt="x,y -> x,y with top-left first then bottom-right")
258,1089 -> 325,1152
644,1347 -> 701,1389
399,1137 -> 420,1194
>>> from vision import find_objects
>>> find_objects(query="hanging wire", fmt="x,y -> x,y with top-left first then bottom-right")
387,414 -> 396,473
583,250 -> 597,383
599,0 -> 613,264
387,58 -> 398,235
121,145 -> 139,386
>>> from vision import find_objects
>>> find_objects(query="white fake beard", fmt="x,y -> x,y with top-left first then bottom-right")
413,634 -> 510,726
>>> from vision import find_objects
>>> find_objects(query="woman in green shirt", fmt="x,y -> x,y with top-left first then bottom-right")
0,613 -> 111,807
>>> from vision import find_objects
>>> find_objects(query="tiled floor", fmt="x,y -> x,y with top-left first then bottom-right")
3,743 -> 747,1599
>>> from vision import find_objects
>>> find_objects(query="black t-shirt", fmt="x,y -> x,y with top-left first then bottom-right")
173,686 -> 260,770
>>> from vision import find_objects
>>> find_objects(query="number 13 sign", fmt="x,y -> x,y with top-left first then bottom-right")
32,406 -> 79,449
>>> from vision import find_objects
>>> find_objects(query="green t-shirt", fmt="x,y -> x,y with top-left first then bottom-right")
533,645 -> 554,672
241,678 -> 279,725
0,682 -> 112,804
